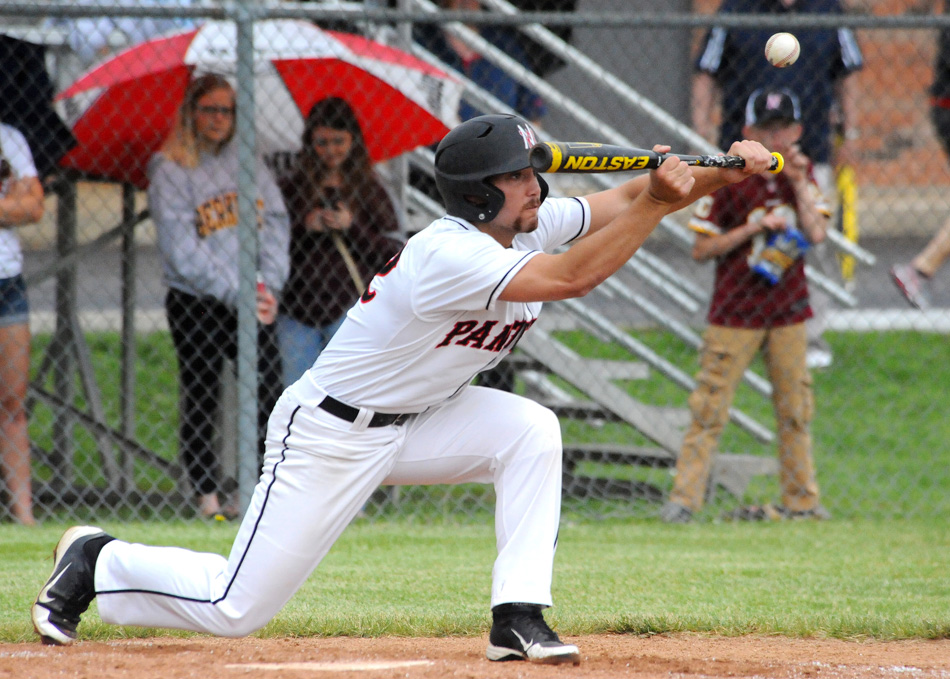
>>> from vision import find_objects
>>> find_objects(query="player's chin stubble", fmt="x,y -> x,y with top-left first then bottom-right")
512,202 -> 541,233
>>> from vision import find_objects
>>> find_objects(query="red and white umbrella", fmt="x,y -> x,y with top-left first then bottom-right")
56,19 -> 462,189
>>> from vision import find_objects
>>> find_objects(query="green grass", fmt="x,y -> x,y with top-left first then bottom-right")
549,328 -> 950,520
29,331 -> 180,488
9,328 -> 948,644
3,518 -> 948,643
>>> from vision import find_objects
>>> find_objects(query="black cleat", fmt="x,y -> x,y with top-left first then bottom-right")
486,603 -> 580,665
32,526 -> 111,645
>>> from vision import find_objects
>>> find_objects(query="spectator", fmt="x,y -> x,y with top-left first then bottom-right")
413,0 -> 546,125
148,73 -> 289,520
692,0 -> 864,369
507,0 -> 578,79
377,0 -> 576,78
0,34 -> 80,526
891,0 -> 950,309
0,123 -> 44,526
277,98 -> 402,387
661,89 -> 830,524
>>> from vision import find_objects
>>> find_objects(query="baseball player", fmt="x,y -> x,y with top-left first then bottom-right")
32,114 -> 773,664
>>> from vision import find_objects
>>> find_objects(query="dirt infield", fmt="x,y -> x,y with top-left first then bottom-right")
2,634 -> 948,679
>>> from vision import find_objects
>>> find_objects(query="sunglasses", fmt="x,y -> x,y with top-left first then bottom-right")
196,105 -> 235,117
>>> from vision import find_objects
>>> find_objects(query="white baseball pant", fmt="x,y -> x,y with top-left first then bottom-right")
95,375 -> 563,636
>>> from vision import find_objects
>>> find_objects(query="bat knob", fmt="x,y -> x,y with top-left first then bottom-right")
529,143 -> 558,173
769,152 -> 784,174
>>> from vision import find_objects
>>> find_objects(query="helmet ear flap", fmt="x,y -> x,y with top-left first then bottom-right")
447,180 -> 506,223
536,171 -> 549,204
465,173 -> 546,222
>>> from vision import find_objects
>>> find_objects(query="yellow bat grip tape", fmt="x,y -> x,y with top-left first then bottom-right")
545,142 -> 563,173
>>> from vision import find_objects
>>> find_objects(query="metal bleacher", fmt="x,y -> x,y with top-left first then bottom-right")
385,0 -> 878,504
381,0 -> 800,503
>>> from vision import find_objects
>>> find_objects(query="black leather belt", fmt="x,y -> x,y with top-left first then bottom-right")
318,395 -> 410,427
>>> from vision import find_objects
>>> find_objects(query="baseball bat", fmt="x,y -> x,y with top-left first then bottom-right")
529,141 -> 783,174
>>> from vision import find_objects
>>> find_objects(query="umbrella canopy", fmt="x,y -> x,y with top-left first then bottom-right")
56,19 -> 462,189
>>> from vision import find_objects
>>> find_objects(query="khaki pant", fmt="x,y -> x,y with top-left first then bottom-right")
669,323 -> 820,513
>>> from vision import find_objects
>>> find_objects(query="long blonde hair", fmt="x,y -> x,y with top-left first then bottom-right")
160,73 -> 235,168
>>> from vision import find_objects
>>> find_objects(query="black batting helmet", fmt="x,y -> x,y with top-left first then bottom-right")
434,113 -> 548,223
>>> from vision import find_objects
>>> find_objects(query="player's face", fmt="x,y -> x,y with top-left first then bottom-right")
193,88 -> 235,148
488,167 -> 542,234
312,126 -> 354,170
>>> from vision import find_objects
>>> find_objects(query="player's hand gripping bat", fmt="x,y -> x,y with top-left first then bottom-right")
529,141 -> 784,174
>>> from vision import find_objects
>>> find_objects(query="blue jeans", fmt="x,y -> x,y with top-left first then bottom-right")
0,274 -> 29,327
276,313 -> 346,388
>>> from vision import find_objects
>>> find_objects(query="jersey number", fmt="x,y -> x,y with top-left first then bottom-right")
360,247 -> 403,303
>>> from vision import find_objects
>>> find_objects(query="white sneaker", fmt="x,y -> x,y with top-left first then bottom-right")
806,348 -> 833,370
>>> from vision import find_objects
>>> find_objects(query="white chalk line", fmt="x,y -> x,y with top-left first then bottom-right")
224,660 -> 434,672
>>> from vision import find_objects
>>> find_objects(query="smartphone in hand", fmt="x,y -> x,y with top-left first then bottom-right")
322,187 -> 344,209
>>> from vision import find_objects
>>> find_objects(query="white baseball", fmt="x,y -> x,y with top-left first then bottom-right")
765,32 -> 800,68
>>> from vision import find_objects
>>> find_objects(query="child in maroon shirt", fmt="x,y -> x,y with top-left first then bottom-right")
662,88 -> 831,523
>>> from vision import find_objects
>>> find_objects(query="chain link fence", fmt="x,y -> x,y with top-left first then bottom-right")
1,1 -> 948,525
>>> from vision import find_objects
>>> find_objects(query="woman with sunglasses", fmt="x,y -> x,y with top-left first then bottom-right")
148,73 -> 290,520
0,122 -> 44,525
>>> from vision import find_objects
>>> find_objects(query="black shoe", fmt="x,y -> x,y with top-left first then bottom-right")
486,603 -> 580,665
32,526 -> 112,645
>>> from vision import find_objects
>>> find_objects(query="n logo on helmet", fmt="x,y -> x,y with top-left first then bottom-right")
517,124 -> 537,150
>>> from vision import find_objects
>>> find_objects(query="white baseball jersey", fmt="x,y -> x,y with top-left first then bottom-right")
312,195 -> 591,412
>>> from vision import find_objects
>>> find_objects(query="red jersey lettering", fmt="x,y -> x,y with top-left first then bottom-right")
455,321 -> 498,348
436,320 -> 479,347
